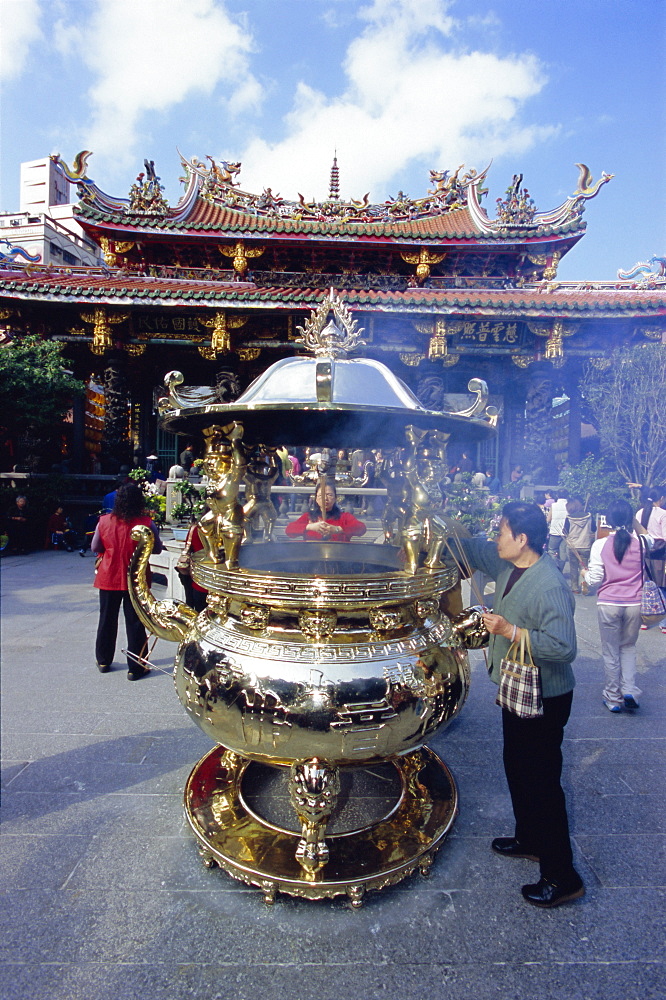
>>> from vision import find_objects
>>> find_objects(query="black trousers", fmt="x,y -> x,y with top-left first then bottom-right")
177,571 -> 207,613
95,590 -> 147,670
502,690 -> 576,884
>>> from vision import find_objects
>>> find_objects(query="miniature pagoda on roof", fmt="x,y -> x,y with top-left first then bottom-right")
0,150 -> 664,481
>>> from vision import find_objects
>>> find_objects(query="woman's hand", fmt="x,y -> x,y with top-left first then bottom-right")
483,612 -> 517,640
309,520 -> 342,537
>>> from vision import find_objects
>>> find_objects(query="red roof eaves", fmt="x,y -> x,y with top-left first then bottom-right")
1,270 -> 665,318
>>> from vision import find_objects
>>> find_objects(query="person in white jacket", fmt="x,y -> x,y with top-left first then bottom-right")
636,486 -> 666,594
584,499 -> 652,712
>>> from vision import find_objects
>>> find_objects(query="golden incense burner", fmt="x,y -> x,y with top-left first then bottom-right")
129,291 -> 495,906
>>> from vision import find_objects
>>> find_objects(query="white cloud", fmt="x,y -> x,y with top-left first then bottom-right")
60,0 -> 261,172
237,0 -> 554,201
0,0 -> 42,80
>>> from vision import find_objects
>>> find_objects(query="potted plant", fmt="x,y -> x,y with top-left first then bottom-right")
188,458 -> 206,482
171,480 -> 206,538
128,468 -> 166,526
444,474 -> 503,537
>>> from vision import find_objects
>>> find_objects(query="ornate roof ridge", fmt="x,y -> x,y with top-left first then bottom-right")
57,152 -> 612,240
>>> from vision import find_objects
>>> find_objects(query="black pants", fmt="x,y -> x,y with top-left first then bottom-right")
502,690 -> 576,884
177,572 -> 207,613
95,590 -> 147,670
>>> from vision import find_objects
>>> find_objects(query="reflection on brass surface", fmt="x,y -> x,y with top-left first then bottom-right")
169,597 -> 467,767
205,592 -> 229,620
198,423 -> 246,567
369,606 -> 404,633
130,530 -> 470,768
190,543 -> 458,610
185,744 -> 457,904
401,426 -> 451,574
242,446 -> 279,542
414,598 -> 440,624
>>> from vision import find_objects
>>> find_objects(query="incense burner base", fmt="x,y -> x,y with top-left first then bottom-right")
184,743 -> 457,906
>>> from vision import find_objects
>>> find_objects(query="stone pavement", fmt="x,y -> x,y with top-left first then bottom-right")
1,547 -> 664,1000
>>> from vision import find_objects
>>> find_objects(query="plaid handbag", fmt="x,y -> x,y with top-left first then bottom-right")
496,629 -> 543,719
640,536 -> 666,627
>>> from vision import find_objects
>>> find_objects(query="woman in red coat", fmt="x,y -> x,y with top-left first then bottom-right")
285,483 -> 366,542
91,482 -> 162,679
176,520 -> 208,613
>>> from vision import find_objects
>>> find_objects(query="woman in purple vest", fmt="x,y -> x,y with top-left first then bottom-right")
584,500 -> 651,712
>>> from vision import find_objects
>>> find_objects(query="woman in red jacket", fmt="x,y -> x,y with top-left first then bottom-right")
91,482 -> 162,679
285,483 -> 366,542
176,519 -> 207,613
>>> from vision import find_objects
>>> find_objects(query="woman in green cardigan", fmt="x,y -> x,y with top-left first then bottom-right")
458,500 -> 584,908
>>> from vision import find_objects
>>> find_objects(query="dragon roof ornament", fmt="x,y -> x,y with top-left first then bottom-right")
617,255 -> 666,284
465,163 -> 613,235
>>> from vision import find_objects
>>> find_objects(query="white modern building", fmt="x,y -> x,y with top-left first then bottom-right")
0,157 -> 103,268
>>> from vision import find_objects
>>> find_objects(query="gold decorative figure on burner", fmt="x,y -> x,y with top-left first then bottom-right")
243,445 -> 280,542
380,450 -> 411,545
289,758 -> 341,876
401,427 -> 451,574
198,422 -> 246,568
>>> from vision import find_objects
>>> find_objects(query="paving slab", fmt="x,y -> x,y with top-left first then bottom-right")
1,549 -> 664,999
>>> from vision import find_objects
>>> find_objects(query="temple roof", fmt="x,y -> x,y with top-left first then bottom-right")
54,152 -> 613,250
78,200 -> 491,241
1,265 -> 664,319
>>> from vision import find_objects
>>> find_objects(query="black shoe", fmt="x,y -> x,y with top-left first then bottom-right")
127,666 -> 150,681
491,837 -> 539,861
521,875 -> 585,908
96,663 -> 110,673
79,550 -> 86,557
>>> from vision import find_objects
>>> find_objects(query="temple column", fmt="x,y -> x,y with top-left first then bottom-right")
522,362 -> 558,485
499,365 -> 526,485
565,376 -> 582,468
101,350 -> 132,473
71,394 -> 86,473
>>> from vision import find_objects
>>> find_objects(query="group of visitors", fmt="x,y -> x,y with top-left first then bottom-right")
543,490 -> 596,593
2,495 -> 79,554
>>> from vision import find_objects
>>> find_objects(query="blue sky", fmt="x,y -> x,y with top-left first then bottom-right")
1,0 -> 664,280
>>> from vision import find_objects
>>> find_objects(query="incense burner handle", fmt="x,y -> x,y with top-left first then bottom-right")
128,525 -> 198,642
451,605 -> 490,649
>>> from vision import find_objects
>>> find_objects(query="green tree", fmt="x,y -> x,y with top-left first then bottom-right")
579,343 -> 666,487
0,335 -> 84,464
557,455 -> 628,514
